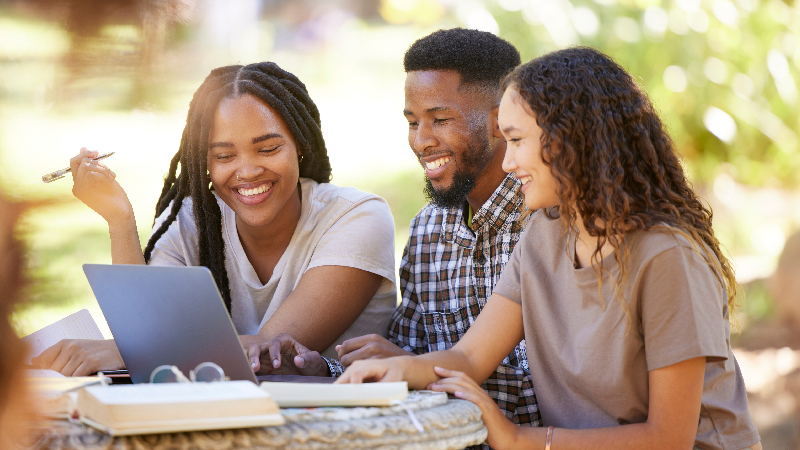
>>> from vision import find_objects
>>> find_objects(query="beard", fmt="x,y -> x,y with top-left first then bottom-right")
423,124 -> 493,208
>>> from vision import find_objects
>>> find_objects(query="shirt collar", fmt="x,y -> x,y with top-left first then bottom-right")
471,174 -> 523,232
440,174 -> 523,247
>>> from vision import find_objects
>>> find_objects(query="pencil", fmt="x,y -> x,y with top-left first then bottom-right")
41,152 -> 115,183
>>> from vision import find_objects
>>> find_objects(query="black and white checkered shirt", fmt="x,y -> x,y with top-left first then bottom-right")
389,174 -> 541,432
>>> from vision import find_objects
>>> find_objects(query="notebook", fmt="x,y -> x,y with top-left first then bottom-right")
22,309 -> 104,364
83,264 -> 258,385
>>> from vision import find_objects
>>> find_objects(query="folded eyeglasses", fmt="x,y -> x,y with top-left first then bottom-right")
149,362 -> 228,383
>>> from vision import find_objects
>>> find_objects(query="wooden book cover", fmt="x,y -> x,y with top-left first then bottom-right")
259,381 -> 408,407
76,381 -> 284,436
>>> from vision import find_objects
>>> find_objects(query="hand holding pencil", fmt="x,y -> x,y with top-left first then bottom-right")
63,148 -> 135,225
42,151 -> 115,183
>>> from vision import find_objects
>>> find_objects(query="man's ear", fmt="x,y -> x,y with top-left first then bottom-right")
491,105 -> 503,139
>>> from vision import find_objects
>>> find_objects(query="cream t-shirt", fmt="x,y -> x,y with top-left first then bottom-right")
148,178 -> 397,358
493,210 -> 759,450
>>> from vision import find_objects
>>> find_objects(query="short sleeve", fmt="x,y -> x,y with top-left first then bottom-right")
639,245 -> 729,371
147,199 -> 196,267
493,229 -> 525,305
306,198 -> 396,290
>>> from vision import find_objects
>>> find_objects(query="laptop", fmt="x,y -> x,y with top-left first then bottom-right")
83,264 -> 259,384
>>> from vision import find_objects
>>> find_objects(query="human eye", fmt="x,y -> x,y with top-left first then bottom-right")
212,152 -> 233,161
407,120 -> 418,129
259,145 -> 281,154
433,117 -> 451,124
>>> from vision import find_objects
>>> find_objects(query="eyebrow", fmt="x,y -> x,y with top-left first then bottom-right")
208,133 -> 283,149
403,106 -> 454,116
253,133 -> 283,144
501,125 -> 520,134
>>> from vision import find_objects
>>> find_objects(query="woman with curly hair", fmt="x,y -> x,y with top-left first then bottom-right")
338,48 -> 761,450
33,62 -> 396,377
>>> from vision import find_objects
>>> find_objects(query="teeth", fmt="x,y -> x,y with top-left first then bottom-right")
237,183 -> 272,197
518,176 -> 531,185
424,157 -> 451,170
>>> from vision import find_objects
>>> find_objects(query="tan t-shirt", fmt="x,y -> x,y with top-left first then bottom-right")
149,178 -> 397,358
493,210 -> 759,449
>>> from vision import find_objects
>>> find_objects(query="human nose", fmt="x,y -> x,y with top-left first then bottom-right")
501,144 -> 517,174
235,156 -> 265,181
411,121 -> 438,154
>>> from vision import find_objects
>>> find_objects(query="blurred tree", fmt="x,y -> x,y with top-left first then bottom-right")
485,0 -> 800,188
0,0 -> 191,109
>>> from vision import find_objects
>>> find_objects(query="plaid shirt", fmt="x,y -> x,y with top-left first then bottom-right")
388,174 -> 541,432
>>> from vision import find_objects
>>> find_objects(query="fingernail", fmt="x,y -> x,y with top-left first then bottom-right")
335,345 -> 341,351
273,359 -> 280,368
251,361 -> 257,369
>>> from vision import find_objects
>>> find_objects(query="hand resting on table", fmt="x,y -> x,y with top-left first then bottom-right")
31,339 -> 124,376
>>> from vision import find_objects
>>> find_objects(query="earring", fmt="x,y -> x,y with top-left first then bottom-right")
236,173 -> 241,181
298,154 -> 304,163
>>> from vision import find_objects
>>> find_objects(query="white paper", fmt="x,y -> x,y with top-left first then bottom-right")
25,369 -> 66,378
22,309 -> 104,363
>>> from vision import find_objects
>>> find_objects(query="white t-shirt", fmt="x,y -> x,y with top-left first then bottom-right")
148,178 -> 397,358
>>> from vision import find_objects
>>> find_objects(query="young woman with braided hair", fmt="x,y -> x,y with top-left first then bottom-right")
338,48 -> 761,450
33,62 -> 397,377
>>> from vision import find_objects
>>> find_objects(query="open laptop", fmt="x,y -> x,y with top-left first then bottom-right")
83,264 -> 259,384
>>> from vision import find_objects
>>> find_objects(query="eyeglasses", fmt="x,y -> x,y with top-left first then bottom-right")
149,362 -> 227,383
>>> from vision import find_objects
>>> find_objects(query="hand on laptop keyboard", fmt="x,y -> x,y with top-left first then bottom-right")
241,333 -> 329,377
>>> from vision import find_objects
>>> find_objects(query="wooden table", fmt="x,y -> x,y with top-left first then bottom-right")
24,391 -> 487,450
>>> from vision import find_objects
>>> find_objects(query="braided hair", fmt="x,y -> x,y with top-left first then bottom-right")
143,62 -> 332,313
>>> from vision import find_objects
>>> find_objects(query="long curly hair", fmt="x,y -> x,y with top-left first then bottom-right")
143,62 -> 332,313
503,47 -> 739,318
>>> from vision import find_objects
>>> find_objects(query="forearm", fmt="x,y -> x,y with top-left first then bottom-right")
513,422 -> 685,450
108,216 -> 145,265
398,347 -> 477,390
257,266 -> 382,352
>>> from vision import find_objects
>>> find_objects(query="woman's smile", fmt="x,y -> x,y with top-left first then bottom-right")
233,181 -> 275,205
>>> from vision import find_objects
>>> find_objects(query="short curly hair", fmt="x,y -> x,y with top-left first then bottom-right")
404,28 -> 520,91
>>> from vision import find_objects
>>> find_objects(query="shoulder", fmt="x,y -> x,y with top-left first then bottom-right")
408,202 -> 454,230
627,226 -> 704,265
625,227 -> 724,292
301,178 -> 393,224
302,178 -> 380,203
153,196 -> 200,231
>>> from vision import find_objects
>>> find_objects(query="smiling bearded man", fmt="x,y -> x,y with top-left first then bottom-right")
421,116 -> 494,208
337,28 -> 542,447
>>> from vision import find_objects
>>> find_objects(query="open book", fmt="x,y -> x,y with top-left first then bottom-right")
259,381 -> 408,407
76,381 -> 283,435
